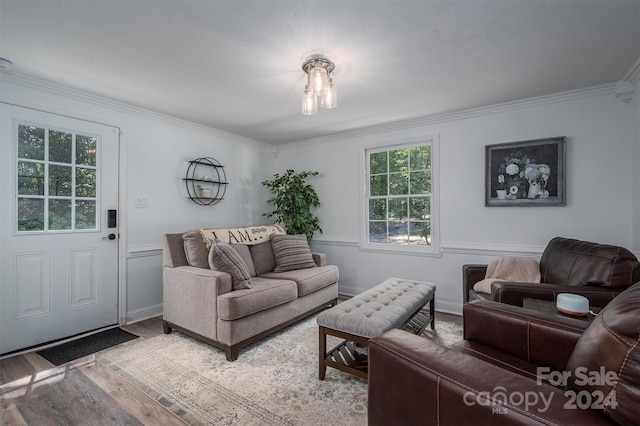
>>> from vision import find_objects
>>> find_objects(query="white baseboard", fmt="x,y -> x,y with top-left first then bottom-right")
435,299 -> 463,316
125,303 -> 163,325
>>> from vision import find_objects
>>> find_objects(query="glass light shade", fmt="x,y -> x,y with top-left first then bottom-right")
321,79 -> 337,109
302,86 -> 317,115
309,65 -> 328,94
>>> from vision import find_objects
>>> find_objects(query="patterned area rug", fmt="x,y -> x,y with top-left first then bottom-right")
97,314 -> 462,426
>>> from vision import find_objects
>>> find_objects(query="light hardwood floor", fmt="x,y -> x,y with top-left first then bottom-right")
0,316 -> 186,425
0,312 -> 462,425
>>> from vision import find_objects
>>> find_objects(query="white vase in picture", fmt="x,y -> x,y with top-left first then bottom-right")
496,189 -> 507,199
200,188 -> 212,198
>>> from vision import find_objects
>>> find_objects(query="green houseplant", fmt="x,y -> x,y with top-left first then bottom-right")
262,169 -> 322,240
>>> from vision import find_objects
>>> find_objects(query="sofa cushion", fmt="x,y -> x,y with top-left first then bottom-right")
249,241 -> 277,275
540,237 -> 640,287
182,230 -> 209,269
259,265 -> 339,297
231,243 -> 256,277
565,281 -> 640,425
217,277 -> 298,320
208,240 -> 252,290
271,234 -> 316,272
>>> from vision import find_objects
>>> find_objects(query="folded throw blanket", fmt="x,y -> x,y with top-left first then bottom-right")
198,225 -> 286,249
473,256 -> 541,294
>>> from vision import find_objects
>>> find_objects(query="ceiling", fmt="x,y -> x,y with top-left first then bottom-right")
1,1 -> 639,145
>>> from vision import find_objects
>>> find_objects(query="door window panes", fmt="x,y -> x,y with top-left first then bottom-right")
49,199 -> 72,230
17,161 -> 45,196
18,125 -> 45,160
18,198 -> 45,231
49,165 -> 72,196
49,130 -> 72,163
15,124 -> 99,233
76,168 -> 96,197
76,200 -> 96,229
76,135 -> 97,166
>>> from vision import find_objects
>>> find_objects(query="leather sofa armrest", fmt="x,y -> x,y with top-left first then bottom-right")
463,264 -> 487,302
464,300 -> 587,371
311,252 -> 327,267
490,282 -> 621,308
368,329 -> 610,426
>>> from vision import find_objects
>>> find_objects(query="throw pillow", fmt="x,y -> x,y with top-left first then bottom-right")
208,239 -> 252,290
249,241 -> 277,275
271,234 -> 316,272
231,243 -> 256,277
182,230 -> 210,269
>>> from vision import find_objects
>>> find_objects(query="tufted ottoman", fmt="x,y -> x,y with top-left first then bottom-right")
316,277 -> 436,380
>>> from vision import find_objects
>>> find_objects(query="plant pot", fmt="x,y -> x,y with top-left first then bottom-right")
200,188 -> 212,198
496,189 -> 507,199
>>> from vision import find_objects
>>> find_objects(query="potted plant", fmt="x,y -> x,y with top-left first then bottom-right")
262,169 -> 322,240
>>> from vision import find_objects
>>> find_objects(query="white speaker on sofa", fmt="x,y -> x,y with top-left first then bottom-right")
556,293 -> 589,316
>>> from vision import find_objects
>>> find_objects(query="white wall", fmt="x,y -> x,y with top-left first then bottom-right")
631,79 -> 640,253
272,86 -> 635,313
2,75 -> 636,322
1,75 -> 273,323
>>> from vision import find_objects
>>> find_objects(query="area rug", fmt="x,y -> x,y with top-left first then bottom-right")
37,327 -> 139,366
97,315 -> 462,426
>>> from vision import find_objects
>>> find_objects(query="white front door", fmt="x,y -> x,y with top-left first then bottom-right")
0,104 -> 120,355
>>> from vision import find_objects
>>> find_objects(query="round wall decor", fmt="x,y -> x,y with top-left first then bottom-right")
183,157 -> 228,206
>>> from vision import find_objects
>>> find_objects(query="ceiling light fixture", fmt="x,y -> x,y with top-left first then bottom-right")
301,57 -> 336,115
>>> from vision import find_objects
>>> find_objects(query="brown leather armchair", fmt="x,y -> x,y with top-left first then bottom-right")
463,237 -> 640,308
368,281 -> 640,425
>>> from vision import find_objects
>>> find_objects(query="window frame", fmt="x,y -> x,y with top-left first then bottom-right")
13,120 -> 101,235
359,134 -> 440,256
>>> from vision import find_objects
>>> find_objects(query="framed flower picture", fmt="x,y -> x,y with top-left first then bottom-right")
485,137 -> 566,206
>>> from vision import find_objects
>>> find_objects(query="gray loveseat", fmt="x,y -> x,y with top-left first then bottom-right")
162,228 -> 339,361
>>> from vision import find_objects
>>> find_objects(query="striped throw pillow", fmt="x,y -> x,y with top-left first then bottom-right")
208,239 -> 252,290
271,234 -> 316,272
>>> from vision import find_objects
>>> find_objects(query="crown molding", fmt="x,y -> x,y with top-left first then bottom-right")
623,56 -> 640,86
615,80 -> 634,104
0,72 -> 270,149
279,83 -> 616,149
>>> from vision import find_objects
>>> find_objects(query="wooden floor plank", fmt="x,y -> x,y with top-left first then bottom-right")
77,358 -> 186,426
1,362 -> 143,425
0,355 -> 35,385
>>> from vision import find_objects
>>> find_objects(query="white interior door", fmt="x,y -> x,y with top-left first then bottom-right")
0,104 -> 120,355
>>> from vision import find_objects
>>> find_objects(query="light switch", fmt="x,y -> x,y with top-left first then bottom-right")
134,197 -> 149,208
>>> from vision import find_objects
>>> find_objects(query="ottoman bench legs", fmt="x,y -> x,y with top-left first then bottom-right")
318,326 -> 370,380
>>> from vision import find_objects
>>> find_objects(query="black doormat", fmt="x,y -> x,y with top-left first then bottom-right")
37,328 -> 139,366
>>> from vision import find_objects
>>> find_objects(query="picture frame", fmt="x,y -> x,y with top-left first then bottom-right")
485,137 -> 566,207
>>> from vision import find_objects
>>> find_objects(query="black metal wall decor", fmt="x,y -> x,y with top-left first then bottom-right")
183,157 -> 228,205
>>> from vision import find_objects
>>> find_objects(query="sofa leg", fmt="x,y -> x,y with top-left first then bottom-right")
163,321 -> 172,334
225,345 -> 239,361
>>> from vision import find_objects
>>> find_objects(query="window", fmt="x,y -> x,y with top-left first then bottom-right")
361,137 -> 439,254
16,123 -> 99,233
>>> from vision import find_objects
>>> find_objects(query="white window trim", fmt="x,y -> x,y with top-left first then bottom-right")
359,134 -> 441,257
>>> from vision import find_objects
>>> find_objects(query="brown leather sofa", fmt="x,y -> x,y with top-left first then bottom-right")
368,281 -> 640,425
463,237 -> 640,308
